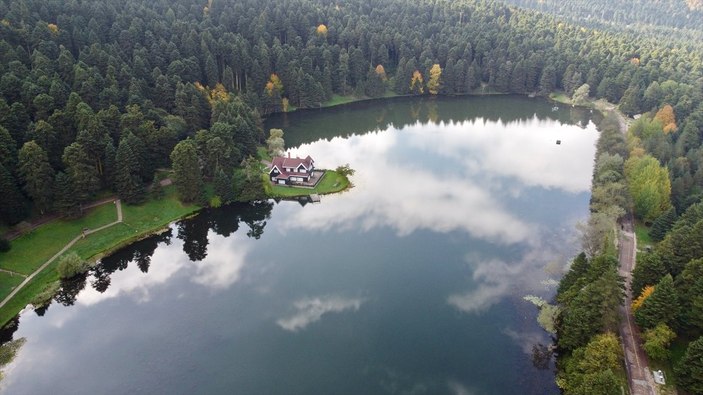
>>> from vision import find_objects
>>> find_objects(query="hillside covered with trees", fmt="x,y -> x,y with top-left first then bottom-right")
1,0 -> 703,390
1,0 -> 702,226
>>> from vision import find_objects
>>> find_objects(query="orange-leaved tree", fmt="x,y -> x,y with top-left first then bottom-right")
654,104 -> 677,134
632,285 -> 655,311
410,70 -> 424,94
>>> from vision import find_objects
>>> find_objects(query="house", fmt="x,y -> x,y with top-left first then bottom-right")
269,154 -> 315,185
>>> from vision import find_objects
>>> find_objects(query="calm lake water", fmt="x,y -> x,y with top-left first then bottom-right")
1,96 -> 599,394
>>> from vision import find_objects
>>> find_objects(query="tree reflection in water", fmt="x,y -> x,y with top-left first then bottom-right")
1,200 -> 275,344
92,229 -> 174,292
54,273 -> 88,306
177,213 -> 210,262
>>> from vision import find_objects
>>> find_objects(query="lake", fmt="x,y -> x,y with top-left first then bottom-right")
0,96 -> 599,394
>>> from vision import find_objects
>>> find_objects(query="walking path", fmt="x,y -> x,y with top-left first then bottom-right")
618,216 -> 657,395
0,200 -> 123,310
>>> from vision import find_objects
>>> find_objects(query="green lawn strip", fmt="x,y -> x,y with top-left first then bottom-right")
0,204 -> 117,275
264,170 -> 350,198
635,221 -> 654,248
549,92 -> 571,105
0,266 -> 59,327
324,94 -> 361,107
0,186 -> 200,327
0,273 -> 24,301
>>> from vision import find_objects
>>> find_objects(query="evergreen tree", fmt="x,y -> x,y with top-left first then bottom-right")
0,125 -> 17,170
649,207 -> 677,241
115,134 -> 145,204
102,138 -> 117,189
675,336 -> 703,394
539,66 -> 556,95
674,258 -> 703,330
557,252 -> 589,300
53,171 -> 80,218
170,140 -> 204,203
0,163 -> 28,225
635,274 -> 679,329
17,141 -> 55,214
62,142 -> 99,205
214,168 -> 235,204
631,253 -> 667,298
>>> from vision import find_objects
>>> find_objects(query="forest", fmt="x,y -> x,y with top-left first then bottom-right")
1,0 -> 703,392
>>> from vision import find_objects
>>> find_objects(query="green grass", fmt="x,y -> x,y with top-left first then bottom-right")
647,338 -> 690,390
0,186 -> 200,327
69,186 -> 198,261
0,273 -> 24,300
635,221 -> 654,248
549,92 -> 572,105
264,170 -> 350,198
0,204 -> 117,276
324,94 -> 362,107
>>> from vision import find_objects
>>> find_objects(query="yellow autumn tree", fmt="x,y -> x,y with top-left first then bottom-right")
194,82 -> 230,107
427,64 -> 442,95
265,74 -> 283,96
47,24 -> 59,35
410,70 -> 424,94
375,65 -> 387,81
632,286 -> 655,311
316,24 -> 328,37
655,104 -> 677,134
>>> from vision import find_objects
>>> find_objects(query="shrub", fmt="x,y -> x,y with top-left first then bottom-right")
56,252 -> 90,279
335,164 -> 355,177
209,195 -> 222,208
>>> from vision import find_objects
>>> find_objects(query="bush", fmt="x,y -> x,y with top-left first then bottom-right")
0,238 -> 10,252
335,164 -> 355,177
56,252 -> 90,279
642,323 -> 676,361
209,195 -> 222,208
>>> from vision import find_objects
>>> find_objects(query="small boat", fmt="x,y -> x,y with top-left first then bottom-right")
551,106 -> 559,112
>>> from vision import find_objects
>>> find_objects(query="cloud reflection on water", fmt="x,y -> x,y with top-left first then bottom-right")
277,295 -> 365,332
283,117 -> 596,246
74,230 -> 252,308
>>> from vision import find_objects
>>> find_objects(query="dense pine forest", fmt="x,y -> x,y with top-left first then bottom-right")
1,0 -> 703,392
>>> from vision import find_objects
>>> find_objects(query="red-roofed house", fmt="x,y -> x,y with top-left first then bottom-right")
269,154 -> 315,185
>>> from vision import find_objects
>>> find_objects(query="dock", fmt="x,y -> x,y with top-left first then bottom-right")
310,194 -> 321,203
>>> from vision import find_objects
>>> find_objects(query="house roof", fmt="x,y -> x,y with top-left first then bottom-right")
270,155 -> 314,171
269,155 -> 314,179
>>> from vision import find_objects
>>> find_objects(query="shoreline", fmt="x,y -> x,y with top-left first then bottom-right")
0,188 -> 201,327
0,91 -> 622,328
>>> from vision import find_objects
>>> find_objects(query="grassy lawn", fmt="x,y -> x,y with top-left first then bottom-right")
264,170 -> 350,198
549,92 -> 572,105
0,273 -> 24,300
69,186 -> 198,261
635,221 -> 654,248
0,185 -> 200,327
324,94 -> 359,107
0,204 -> 117,276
